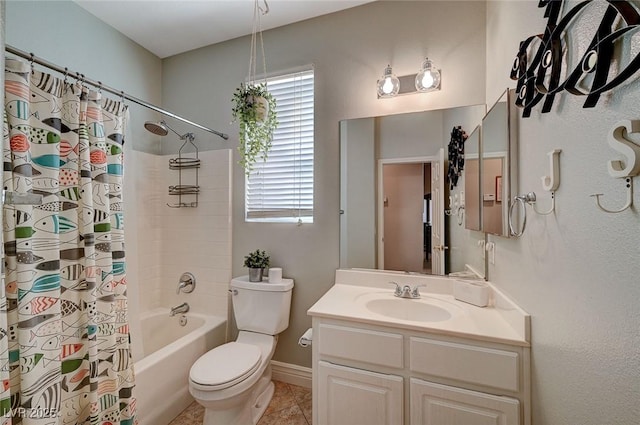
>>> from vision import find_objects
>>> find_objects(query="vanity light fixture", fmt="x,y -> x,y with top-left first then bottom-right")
376,65 -> 400,98
376,58 -> 441,99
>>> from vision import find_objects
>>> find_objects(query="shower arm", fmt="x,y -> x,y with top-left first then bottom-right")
162,121 -> 195,142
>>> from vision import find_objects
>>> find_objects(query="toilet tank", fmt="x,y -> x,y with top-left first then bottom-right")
230,276 -> 294,334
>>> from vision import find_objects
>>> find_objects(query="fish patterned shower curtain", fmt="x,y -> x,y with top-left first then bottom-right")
0,59 -> 135,424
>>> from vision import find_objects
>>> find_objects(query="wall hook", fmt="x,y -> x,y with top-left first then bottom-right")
542,149 -> 561,191
606,120 -> 640,178
530,149 -> 562,215
590,178 -> 633,214
532,191 -> 556,215
589,120 -> 640,214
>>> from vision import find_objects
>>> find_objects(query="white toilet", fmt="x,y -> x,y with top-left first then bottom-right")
189,275 -> 294,425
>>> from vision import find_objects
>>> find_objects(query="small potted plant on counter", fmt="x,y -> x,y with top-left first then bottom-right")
243,249 -> 270,282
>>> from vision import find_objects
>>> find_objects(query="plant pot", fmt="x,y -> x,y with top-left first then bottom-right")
246,95 -> 269,123
248,268 -> 263,282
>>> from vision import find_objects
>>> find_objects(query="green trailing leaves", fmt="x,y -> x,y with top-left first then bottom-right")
232,83 -> 278,175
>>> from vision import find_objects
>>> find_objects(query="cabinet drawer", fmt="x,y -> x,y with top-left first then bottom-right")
318,323 -> 403,368
410,337 -> 519,392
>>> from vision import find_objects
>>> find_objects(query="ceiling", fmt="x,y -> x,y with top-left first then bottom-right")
75,0 -> 376,58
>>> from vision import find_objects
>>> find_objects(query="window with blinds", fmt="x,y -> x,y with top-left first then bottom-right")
245,69 -> 314,223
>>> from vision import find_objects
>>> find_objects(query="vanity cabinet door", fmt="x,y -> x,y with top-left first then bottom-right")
410,378 -> 520,425
318,361 -> 403,425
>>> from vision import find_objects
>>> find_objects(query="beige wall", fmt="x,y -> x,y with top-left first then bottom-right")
339,119 -> 377,269
162,0 -> 487,367
5,1 -> 163,154
378,110 -> 444,159
486,1 -> 640,424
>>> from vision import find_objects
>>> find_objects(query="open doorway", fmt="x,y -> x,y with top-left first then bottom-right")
378,152 -> 445,274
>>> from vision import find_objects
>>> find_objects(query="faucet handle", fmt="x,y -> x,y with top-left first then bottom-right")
177,272 -> 196,294
388,281 -> 402,297
411,284 -> 426,298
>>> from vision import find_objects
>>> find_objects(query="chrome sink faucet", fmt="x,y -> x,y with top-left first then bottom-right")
170,302 -> 190,316
388,282 -> 426,299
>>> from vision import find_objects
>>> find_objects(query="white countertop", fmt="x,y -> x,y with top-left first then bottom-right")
307,269 -> 530,347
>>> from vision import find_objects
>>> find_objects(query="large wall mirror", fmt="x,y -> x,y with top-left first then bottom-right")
339,104 -> 487,277
481,89 -> 518,237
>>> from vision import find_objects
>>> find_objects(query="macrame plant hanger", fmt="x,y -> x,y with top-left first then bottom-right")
248,0 -> 269,86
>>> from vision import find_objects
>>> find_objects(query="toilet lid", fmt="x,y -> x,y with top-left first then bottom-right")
190,342 -> 262,390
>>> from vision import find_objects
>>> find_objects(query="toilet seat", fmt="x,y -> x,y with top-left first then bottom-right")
190,342 -> 262,390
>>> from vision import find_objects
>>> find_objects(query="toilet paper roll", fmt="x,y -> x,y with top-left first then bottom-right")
298,328 -> 312,348
268,267 -> 282,283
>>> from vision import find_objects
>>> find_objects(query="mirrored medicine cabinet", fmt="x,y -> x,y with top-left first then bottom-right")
479,89 -> 519,237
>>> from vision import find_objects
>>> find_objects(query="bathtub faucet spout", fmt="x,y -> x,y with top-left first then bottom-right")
170,302 -> 190,316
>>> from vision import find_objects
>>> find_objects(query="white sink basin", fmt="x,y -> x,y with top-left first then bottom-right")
365,298 -> 452,322
354,292 -> 462,323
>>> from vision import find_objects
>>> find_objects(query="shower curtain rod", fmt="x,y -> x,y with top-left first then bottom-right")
4,44 -> 229,140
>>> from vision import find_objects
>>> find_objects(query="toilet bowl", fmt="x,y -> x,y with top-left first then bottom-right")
190,332 -> 276,424
188,276 -> 294,425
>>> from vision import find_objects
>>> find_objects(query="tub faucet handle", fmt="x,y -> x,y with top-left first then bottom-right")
177,272 -> 196,294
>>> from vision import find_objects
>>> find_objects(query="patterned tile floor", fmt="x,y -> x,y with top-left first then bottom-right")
168,381 -> 312,425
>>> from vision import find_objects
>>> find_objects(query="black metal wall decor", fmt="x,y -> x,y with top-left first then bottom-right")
447,126 -> 468,189
511,0 -> 640,117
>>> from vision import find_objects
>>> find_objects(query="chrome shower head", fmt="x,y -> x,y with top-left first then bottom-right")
144,120 -> 169,136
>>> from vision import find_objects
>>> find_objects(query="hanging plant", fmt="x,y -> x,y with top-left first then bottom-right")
232,0 -> 278,175
232,82 -> 278,174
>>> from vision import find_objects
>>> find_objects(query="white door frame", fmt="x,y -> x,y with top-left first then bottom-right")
377,155 -> 440,271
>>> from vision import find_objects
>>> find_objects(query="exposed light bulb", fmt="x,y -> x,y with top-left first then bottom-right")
382,77 -> 395,95
377,65 -> 399,98
420,72 -> 434,89
415,58 -> 441,92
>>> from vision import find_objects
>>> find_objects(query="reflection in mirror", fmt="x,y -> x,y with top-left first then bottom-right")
481,89 -> 517,237
381,162 -> 428,272
339,105 -> 487,277
378,155 -> 442,274
464,126 -> 481,231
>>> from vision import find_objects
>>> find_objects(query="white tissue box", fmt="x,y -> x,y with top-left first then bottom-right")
453,279 -> 490,307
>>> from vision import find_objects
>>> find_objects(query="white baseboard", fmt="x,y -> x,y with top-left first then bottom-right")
270,360 -> 312,389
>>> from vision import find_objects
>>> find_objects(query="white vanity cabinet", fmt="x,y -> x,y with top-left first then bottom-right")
311,319 -> 530,425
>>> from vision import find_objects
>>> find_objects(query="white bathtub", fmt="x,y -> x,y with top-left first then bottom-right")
134,308 -> 227,425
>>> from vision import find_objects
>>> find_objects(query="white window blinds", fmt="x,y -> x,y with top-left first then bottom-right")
245,69 -> 314,222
